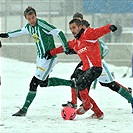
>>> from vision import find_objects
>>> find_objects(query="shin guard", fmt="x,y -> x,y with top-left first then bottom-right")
118,87 -> 132,103
90,96 -> 103,117
79,88 -> 91,111
71,88 -> 77,104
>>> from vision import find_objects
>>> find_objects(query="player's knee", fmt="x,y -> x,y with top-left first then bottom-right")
39,76 -> 49,87
30,76 -> 41,91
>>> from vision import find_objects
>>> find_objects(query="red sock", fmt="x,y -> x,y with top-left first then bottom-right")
90,96 -> 103,116
71,88 -> 77,104
79,88 -> 91,111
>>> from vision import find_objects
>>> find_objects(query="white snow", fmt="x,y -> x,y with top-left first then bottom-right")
0,57 -> 133,133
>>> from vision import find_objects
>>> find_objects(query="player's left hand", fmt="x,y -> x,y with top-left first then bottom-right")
109,25 -> 117,32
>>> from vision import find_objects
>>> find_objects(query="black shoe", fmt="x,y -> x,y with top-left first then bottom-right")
12,109 -> 27,116
128,87 -> 132,94
62,101 -> 77,109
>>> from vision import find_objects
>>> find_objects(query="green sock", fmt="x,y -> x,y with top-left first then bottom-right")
22,91 -> 36,112
118,87 -> 132,103
48,77 -> 72,87
92,79 -> 97,89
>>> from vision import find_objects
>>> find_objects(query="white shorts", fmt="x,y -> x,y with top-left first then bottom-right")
97,59 -> 114,83
35,56 -> 57,81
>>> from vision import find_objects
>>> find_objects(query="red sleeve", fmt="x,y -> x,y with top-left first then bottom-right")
85,24 -> 112,40
68,40 -> 75,49
50,46 -> 64,56
50,39 -> 75,56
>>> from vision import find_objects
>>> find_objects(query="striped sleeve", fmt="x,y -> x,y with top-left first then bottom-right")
8,26 -> 29,37
38,19 -> 69,53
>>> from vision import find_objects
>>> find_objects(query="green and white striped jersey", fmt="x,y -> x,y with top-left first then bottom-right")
98,39 -> 109,59
8,18 -> 69,58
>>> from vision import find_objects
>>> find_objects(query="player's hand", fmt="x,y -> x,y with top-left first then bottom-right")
44,50 -> 53,60
0,33 -> 9,38
65,49 -> 77,55
109,25 -> 117,32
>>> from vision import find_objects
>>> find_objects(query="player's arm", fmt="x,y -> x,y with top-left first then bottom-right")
86,24 -> 117,40
0,26 -> 29,38
40,20 -> 69,54
44,40 -> 75,59
49,28 -> 70,54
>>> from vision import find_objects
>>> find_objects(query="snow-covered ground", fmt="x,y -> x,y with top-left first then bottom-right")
0,57 -> 133,133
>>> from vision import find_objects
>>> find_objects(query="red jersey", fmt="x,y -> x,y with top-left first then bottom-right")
51,24 -> 112,71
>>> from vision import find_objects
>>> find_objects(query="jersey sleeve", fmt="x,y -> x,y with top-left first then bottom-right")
38,19 -> 69,53
50,39 -> 75,56
49,29 -> 69,53
85,24 -> 112,40
8,26 -> 29,37
50,46 -> 64,56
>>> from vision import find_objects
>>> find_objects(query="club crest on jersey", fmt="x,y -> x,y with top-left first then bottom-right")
32,34 -> 39,42
77,47 -> 87,54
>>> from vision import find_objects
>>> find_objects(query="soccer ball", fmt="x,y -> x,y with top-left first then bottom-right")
61,107 -> 76,120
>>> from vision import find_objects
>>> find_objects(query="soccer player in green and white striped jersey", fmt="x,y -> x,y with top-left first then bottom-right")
0,6 -> 69,116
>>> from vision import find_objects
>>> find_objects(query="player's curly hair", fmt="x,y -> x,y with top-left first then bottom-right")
23,6 -> 36,17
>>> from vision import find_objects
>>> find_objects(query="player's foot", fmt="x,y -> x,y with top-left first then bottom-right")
128,87 -> 132,94
62,101 -> 77,109
89,112 -> 104,120
76,107 -> 87,115
131,97 -> 133,114
12,109 -> 27,116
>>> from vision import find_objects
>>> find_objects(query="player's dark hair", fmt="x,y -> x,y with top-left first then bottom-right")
81,20 -> 90,28
24,6 -> 36,17
73,12 -> 83,20
69,19 -> 81,26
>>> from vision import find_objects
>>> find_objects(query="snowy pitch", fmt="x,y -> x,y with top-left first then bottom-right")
0,57 -> 133,133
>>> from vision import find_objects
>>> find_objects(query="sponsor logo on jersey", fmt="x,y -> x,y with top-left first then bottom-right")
77,47 -> 87,54
32,34 -> 39,42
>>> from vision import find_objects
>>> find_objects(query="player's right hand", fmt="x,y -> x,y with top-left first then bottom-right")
0,33 -> 9,38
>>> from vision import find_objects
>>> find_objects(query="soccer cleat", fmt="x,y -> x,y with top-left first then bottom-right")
128,87 -> 132,94
89,112 -> 104,120
128,87 -> 132,103
128,87 -> 133,113
12,109 -> 27,116
76,107 -> 87,115
62,101 -> 77,109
